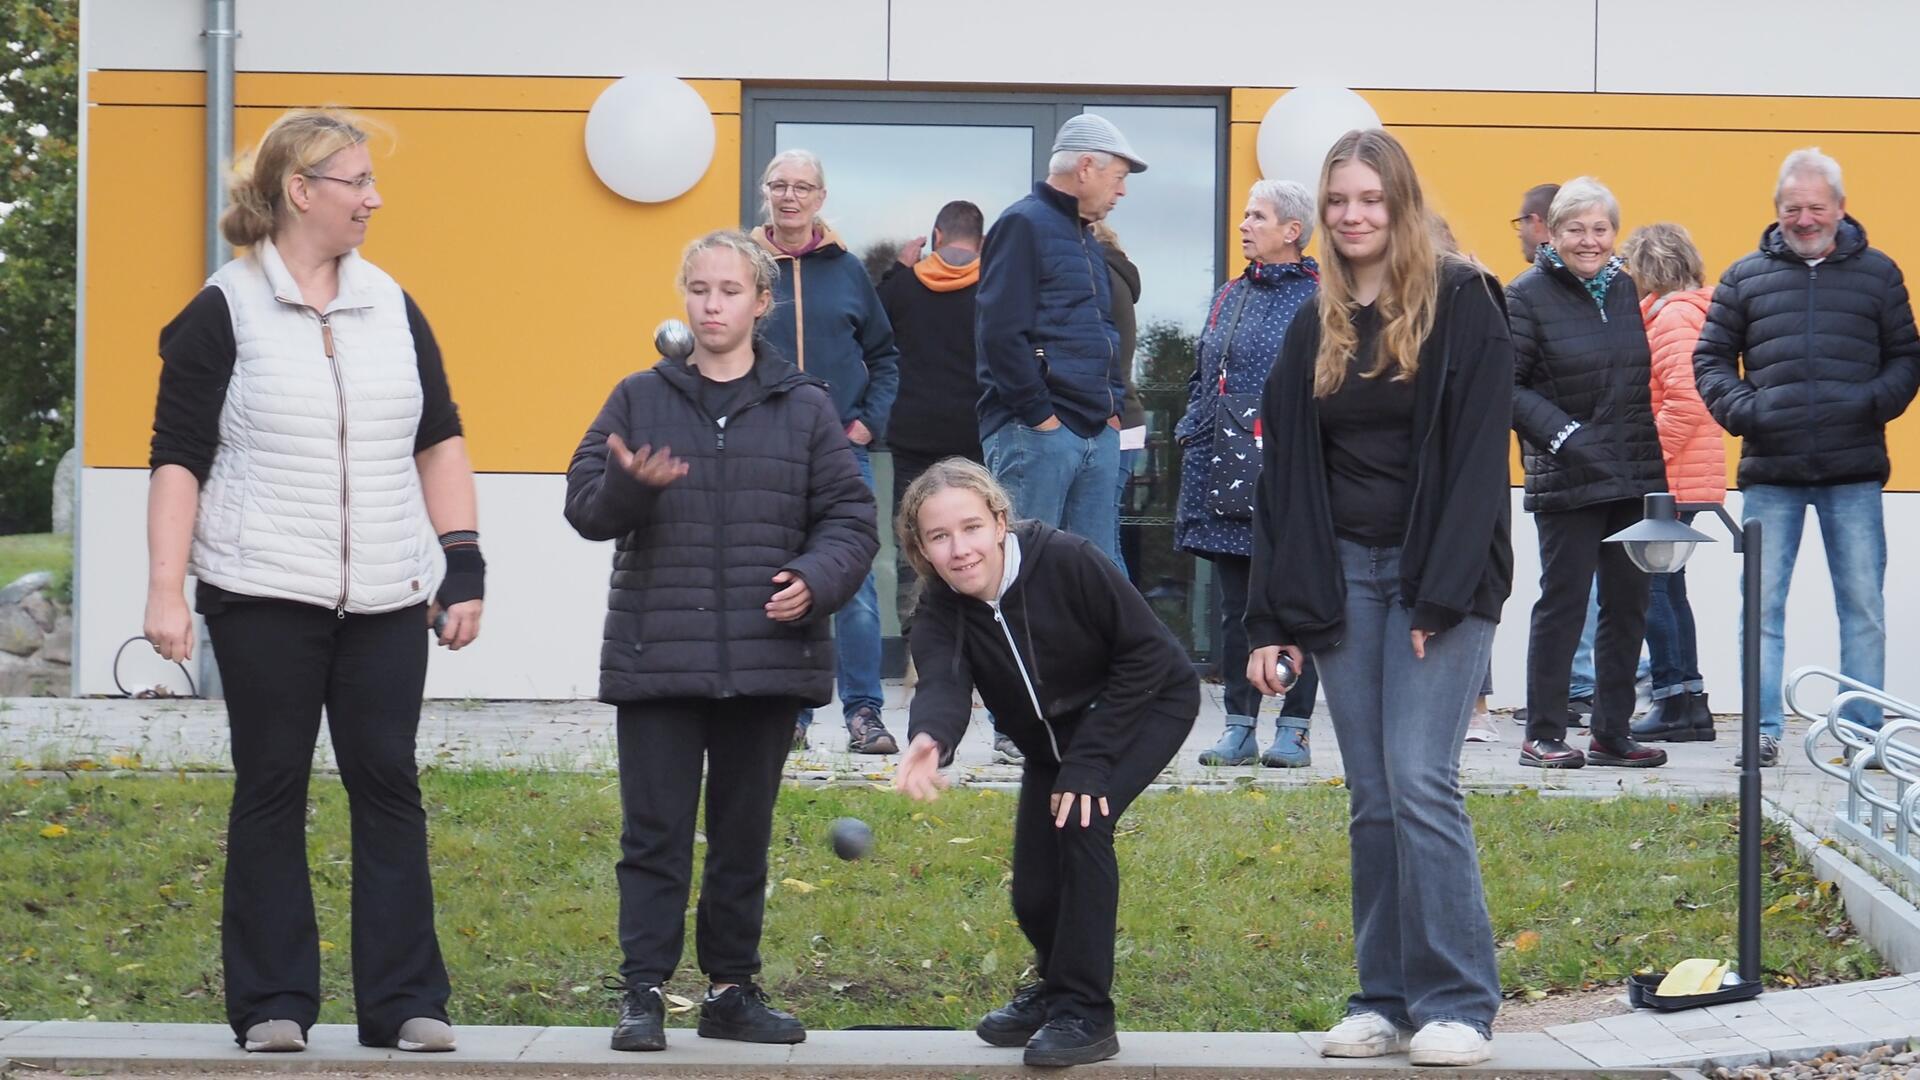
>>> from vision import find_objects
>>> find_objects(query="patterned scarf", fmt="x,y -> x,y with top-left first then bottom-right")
1544,245 -> 1625,313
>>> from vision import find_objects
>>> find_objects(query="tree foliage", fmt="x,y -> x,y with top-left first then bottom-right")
0,0 -> 77,532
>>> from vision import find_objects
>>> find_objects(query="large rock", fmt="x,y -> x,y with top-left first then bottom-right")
0,571 -> 53,606
40,626 -> 71,665
0,605 -> 45,657
51,446 -> 77,535
20,590 -> 57,632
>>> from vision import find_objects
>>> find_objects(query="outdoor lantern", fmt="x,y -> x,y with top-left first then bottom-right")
1608,492 -> 1767,1010
1604,492 -> 1713,573
1255,86 -> 1382,188
584,74 -> 716,203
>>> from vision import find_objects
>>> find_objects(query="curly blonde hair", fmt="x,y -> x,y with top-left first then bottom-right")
1622,222 -> 1705,297
895,458 -> 1014,580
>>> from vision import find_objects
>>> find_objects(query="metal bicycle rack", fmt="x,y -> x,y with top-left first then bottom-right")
1793,666 -> 1920,885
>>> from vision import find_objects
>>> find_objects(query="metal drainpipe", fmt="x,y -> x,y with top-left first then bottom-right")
203,0 -> 235,276
198,0 -> 235,699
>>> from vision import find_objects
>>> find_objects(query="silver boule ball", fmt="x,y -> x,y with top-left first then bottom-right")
653,319 -> 695,361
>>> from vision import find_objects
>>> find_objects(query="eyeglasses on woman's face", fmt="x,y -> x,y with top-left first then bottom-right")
764,181 -> 819,198
306,172 -> 378,191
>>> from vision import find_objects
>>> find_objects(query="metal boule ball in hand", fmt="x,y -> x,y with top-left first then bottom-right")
653,318 -> 695,360
829,817 -> 873,861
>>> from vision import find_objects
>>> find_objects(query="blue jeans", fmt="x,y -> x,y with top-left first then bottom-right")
1114,446 -> 1142,579
1570,583 -> 1598,700
983,422 -> 1121,565
796,447 -> 884,732
1312,540 -> 1501,1036
1740,482 -> 1888,738
1646,514 -> 1703,700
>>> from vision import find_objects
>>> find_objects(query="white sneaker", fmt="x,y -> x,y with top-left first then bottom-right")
1320,1011 -> 1411,1057
243,1019 -> 305,1052
1464,709 -> 1500,743
1408,1020 -> 1491,1066
396,1016 -> 456,1052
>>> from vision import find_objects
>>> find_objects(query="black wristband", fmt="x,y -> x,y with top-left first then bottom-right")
437,543 -> 486,608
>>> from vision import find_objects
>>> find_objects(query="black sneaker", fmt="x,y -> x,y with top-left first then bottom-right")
608,981 -> 666,1052
975,981 -> 1049,1047
846,706 -> 899,755
697,983 -> 806,1044
992,733 -> 1026,765
1024,1015 -> 1120,1068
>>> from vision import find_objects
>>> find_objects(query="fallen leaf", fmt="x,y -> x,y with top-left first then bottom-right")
1513,931 -> 1542,953
116,962 -> 144,973
780,878 -> 817,894
948,837 -> 977,845
664,992 -> 696,1014
1524,989 -> 1549,1002
38,824 -> 68,839
319,940 -> 337,953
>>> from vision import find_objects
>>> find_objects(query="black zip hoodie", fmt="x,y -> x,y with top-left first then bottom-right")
906,520 -> 1198,796
1245,259 -> 1515,651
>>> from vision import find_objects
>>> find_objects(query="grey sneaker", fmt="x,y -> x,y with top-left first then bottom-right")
1736,734 -> 1781,768
992,733 -> 1025,764
243,1019 -> 305,1052
846,706 -> 898,755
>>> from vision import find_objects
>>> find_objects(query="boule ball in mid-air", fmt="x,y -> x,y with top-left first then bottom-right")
829,817 -> 873,861
654,318 -> 695,361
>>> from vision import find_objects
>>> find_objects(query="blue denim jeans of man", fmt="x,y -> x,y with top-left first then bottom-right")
1645,514 -> 1703,700
1739,482 -> 1888,738
983,421 -> 1120,565
1570,582 -> 1598,700
796,446 -> 884,733
1113,446 -> 1143,580
1312,540 -> 1501,1036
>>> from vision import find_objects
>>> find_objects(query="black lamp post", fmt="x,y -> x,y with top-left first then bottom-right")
1606,492 -> 1764,997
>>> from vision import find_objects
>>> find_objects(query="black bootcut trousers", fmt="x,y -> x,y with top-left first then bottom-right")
1010,698 -> 1194,1026
1526,498 -> 1652,742
613,697 -> 800,988
206,597 -> 449,1048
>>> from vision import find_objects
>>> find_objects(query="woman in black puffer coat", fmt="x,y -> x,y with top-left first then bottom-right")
1507,177 -> 1669,771
564,230 -> 878,1053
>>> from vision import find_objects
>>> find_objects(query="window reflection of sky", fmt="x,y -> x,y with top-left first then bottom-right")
1086,105 -> 1219,335
772,123 -> 1034,261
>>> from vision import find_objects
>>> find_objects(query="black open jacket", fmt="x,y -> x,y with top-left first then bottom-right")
905,520 -> 1197,796
1245,259 -> 1515,651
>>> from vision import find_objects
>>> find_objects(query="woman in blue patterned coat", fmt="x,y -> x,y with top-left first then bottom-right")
1174,179 -> 1323,767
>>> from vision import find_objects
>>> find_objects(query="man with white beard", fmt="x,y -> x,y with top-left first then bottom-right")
1692,147 -> 1920,768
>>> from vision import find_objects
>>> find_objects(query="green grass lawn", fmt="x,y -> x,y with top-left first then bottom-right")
0,532 -> 71,593
0,774 -> 1883,1031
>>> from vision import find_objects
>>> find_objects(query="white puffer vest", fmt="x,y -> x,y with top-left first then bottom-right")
190,240 -> 442,614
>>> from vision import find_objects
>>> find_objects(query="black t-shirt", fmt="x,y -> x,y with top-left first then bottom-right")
695,368 -> 755,424
149,286 -> 463,482
1317,304 -> 1417,546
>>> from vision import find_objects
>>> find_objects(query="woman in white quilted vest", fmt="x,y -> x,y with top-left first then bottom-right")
142,110 -> 482,1056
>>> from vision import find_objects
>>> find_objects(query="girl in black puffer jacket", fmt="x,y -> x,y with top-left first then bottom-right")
1507,177 -> 1668,770
564,231 -> 878,1053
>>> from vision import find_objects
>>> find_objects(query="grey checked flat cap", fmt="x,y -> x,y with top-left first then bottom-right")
1051,114 -> 1148,173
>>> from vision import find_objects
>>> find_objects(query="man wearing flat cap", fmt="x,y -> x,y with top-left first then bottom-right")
974,113 -> 1147,565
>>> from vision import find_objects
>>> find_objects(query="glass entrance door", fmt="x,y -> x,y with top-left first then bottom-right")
743,90 -> 1226,670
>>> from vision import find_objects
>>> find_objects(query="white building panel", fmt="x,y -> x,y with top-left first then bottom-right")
84,0 -> 889,81
1598,0 -> 1920,97
77,468 -> 1920,709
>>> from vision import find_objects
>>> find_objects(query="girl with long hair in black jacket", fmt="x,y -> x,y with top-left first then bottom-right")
1245,129 -> 1514,1067
892,459 -> 1197,1068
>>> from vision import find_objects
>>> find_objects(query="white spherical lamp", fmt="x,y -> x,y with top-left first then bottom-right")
584,74 -> 716,203
1255,86 -> 1383,188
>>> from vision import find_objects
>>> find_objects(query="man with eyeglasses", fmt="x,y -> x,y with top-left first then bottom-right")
974,114 -> 1146,567
1512,183 -> 1559,272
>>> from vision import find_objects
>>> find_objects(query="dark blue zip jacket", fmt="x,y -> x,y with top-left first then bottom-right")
753,226 -> 901,442
1692,216 -> 1920,488
974,181 -> 1123,440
